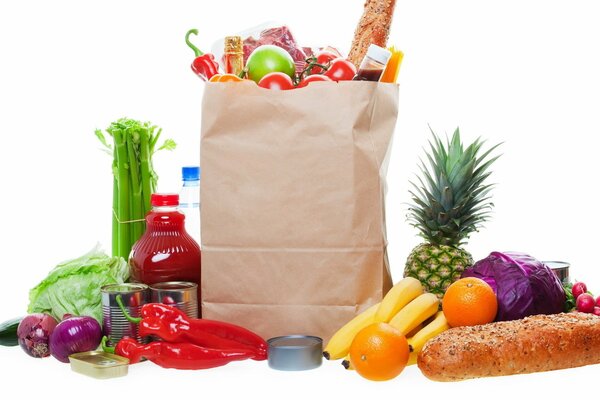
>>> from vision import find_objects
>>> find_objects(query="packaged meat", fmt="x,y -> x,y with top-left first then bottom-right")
212,23 -> 308,74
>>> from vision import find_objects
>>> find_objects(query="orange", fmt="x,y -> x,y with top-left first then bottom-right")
209,73 -> 243,83
442,277 -> 498,327
217,74 -> 243,82
349,322 -> 410,381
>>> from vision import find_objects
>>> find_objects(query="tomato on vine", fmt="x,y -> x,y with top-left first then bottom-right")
324,58 -> 357,81
309,51 -> 338,75
258,72 -> 295,90
296,74 -> 332,88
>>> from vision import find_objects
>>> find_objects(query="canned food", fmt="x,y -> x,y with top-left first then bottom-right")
543,261 -> 570,284
101,283 -> 149,346
267,335 -> 323,371
150,281 -> 198,318
69,351 -> 130,379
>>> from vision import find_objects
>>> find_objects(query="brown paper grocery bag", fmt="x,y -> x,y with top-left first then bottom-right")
200,80 -> 398,342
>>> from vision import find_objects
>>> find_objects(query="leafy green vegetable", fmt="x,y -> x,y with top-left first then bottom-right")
28,245 -> 129,323
95,118 -> 176,260
563,282 -> 576,312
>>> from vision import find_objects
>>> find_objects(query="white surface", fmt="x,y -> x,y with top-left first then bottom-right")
1,0 -> 599,398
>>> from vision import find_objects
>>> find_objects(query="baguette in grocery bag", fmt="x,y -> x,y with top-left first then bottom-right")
200,80 -> 398,341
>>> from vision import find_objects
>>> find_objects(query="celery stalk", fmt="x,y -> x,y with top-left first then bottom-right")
139,128 -> 152,216
112,127 -> 131,259
127,132 -> 143,244
96,119 -> 176,260
112,172 -> 119,257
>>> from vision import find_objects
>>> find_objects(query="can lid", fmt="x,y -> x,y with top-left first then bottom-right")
151,193 -> 179,207
543,261 -> 570,269
150,281 -> 198,290
366,44 -> 392,65
101,283 -> 148,294
267,335 -> 323,371
182,166 -> 200,181
69,351 -> 129,379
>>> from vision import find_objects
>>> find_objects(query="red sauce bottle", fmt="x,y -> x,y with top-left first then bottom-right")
129,193 -> 201,309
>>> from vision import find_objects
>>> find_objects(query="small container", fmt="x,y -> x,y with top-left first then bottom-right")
353,44 -> 392,82
267,335 -> 323,371
101,283 -> 149,346
150,281 -> 199,318
69,351 -> 129,379
543,261 -> 570,283
224,36 -> 244,75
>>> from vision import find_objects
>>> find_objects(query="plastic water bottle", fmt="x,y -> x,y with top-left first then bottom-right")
179,166 -> 201,246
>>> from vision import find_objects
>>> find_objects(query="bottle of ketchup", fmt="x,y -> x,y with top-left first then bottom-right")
129,193 -> 201,309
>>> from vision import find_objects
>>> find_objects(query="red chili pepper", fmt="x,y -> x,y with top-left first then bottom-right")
186,29 -> 220,81
115,337 -> 254,370
188,318 -> 268,358
116,297 -> 268,360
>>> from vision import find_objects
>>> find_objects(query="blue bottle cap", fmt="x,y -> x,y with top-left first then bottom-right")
182,166 -> 200,181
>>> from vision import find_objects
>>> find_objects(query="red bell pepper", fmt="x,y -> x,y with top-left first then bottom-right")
186,29 -> 219,81
115,337 -> 254,370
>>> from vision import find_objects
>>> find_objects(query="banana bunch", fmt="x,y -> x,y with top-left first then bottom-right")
325,277 -> 449,366
407,311 -> 450,365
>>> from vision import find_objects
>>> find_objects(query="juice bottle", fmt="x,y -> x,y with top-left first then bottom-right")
129,193 -> 201,309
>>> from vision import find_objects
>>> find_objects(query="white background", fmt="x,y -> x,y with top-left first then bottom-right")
1,0 -> 599,398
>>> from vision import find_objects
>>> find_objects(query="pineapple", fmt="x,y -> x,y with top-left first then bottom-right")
403,127 -> 500,299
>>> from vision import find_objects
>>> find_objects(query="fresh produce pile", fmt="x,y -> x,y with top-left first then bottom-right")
321,127 -> 600,382
185,19 -> 403,89
2,0 -> 600,385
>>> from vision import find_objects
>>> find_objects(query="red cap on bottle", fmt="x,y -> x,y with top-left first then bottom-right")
151,193 -> 179,207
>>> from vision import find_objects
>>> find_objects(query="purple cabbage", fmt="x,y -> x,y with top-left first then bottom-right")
461,251 -> 565,321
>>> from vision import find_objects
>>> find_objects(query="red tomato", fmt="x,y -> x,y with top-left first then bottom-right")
310,51 -> 338,75
324,58 -> 357,82
296,74 -> 332,88
258,72 -> 295,90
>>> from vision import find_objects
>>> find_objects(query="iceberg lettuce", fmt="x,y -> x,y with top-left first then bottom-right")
28,245 -> 129,323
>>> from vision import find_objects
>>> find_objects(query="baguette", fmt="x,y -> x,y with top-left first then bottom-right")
418,313 -> 600,381
348,0 -> 397,68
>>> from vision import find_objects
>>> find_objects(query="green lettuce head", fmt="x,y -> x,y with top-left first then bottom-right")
28,244 -> 129,323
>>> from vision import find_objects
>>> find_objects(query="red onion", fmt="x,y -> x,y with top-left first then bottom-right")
49,316 -> 102,363
17,313 -> 58,358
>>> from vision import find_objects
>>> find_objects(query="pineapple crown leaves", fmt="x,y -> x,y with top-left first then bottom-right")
407,127 -> 502,247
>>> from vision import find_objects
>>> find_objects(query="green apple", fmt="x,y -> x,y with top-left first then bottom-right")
246,45 -> 296,83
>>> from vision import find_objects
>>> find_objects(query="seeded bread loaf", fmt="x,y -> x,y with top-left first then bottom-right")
418,313 -> 600,381
348,0 -> 397,68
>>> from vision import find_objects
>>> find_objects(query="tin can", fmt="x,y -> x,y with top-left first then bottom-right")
69,351 -> 130,379
267,335 -> 323,371
543,261 -> 570,284
101,283 -> 149,346
150,281 -> 198,318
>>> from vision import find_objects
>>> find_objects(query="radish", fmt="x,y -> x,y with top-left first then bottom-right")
594,307 -> 600,317
576,293 -> 596,313
572,282 -> 587,299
